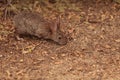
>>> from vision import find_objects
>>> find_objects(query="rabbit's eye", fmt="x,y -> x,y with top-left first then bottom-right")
58,36 -> 62,40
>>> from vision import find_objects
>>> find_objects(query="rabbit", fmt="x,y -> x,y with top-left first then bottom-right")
13,12 -> 67,45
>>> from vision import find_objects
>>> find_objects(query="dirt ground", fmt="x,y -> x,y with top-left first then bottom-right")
0,0 -> 120,80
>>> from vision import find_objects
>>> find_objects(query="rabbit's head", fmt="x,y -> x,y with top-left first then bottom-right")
52,29 -> 67,45
50,17 -> 67,45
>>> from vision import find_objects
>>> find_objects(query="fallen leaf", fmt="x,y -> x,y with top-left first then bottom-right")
115,39 -> 120,42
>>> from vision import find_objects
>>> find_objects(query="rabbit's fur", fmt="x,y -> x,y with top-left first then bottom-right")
13,12 -> 67,45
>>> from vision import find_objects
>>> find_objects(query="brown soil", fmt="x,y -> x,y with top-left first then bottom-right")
0,0 -> 120,80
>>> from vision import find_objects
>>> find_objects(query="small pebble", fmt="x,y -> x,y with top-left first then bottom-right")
0,55 -> 3,58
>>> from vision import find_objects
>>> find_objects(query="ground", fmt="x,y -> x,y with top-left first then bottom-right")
0,0 -> 120,80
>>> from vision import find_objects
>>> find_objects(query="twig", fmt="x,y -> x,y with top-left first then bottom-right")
3,0 -> 19,20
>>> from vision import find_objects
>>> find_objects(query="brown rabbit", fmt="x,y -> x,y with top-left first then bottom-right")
13,12 -> 67,45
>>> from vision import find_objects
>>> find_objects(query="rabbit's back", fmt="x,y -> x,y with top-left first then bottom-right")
14,12 -> 51,36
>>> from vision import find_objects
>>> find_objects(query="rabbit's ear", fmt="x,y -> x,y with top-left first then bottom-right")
52,17 -> 60,32
50,20 -> 57,34
51,16 -> 61,34
56,16 -> 60,29
53,23 -> 57,32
